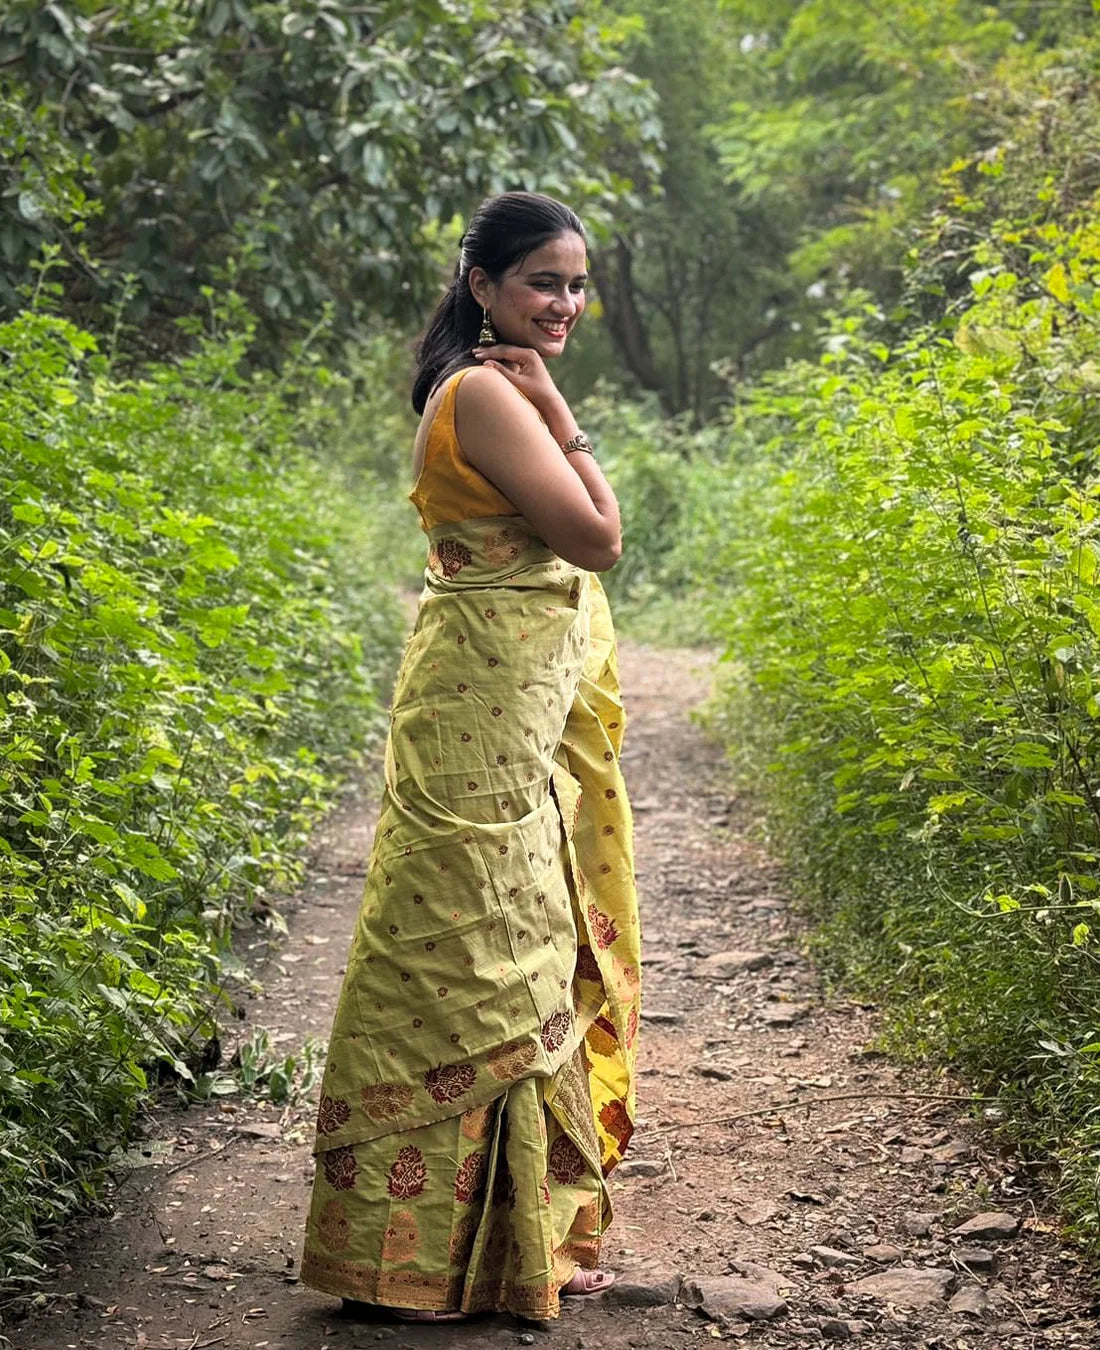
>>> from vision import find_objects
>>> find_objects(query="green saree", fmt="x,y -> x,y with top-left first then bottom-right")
301,510 -> 641,1320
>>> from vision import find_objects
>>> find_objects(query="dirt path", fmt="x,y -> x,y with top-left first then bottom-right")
8,639 -> 1097,1350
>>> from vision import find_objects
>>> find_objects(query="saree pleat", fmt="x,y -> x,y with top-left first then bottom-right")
301,379 -> 640,1319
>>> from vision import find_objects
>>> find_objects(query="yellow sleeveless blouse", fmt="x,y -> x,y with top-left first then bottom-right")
408,367 -> 523,528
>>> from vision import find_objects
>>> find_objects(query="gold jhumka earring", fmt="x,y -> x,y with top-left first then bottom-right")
479,307 -> 497,345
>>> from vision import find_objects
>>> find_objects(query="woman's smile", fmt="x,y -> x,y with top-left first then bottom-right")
486,231 -> 589,354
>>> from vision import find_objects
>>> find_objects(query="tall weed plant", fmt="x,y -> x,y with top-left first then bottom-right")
0,303 -> 401,1291
699,197 -> 1100,1242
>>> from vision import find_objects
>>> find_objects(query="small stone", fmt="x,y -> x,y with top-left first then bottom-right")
763,1005 -> 810,1027
603,1273 -> 681,1307
863,1244 -> 904,1263
641,1010 -> 683,1025
680,1274 -> 788,1322
696,1209 -> 717,1222
791,1252 -> 816,1269
736,1199 -> 783,1227
691,950 -> 773,980
849,1266 -> 955,1307
949,1285 -> 991,1317
899,1147 -> 927,1165
518,1335 -> 536,1346
899,1211 -> 937,1238
820,1319 -> 851,1341
930,1138 -> 974,1164
694,1065 -> 734,1081
809,1245 -> 861,1269
951,1211 -> 1020,1240
954,1246 -> 995,1272
729,1261 -> 797,1294
615,1158 -> 665,1179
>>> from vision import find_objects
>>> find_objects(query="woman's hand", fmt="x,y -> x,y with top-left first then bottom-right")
471,344 -> 563,421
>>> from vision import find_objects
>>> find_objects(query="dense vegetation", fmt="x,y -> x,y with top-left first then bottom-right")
4,0 -> 1100,1303
598,5 -> 1100,1243
0,297 -> 407,1289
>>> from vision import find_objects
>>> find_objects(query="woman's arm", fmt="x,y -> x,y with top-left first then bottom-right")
453,362 -> 622,572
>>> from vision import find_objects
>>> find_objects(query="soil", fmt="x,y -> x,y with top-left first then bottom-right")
7,637 -> 1098,1350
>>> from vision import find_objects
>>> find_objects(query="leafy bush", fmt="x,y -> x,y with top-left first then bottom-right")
578,388 -> 721,644
0,302 -> 401,1289
696,191 -> 1100,1241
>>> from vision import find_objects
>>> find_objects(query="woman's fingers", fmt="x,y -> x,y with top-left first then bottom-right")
472,344 -> 533,364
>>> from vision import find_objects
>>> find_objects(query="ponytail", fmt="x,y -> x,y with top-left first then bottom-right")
411,274 -> 482,415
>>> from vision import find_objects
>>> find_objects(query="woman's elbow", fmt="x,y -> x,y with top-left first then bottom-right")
585,536 -> 622,572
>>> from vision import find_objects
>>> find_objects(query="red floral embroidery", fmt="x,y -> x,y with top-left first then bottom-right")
435,538 -> 473,578
316,1094 -> 351,1135
360,1082 -> 414,1122
587,903 -> 619,950
316,1199 -> 350,1251
540,1009 -> 572,1054
323,1145 -> 358,1191
574,944 -> 601,983
487,1038 -> 536,1081
539,1175 -> 552,1206
424,1061 -> 476,1104
387,1145 -> 427,1199
454,1151 -> 487,1204
599,1098 -> 633,1150
626,1005 -> 639,1048
548,1134 -> 586,1185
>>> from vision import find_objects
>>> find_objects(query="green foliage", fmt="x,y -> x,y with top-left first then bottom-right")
577,388 -> 719,642
0,300 -> 401,1289
591,0 -> 1096,421
192,1027 -> 325,1107
587,0 -> 784,420
0,0 -> 658,350
695,190 -> 1100,1242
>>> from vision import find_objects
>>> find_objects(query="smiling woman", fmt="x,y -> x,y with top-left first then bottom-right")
299,193 -> 640,1326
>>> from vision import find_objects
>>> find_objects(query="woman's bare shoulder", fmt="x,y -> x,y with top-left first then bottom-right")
453,363 -> 541,427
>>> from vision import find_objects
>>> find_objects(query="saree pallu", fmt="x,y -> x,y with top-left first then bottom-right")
301,515 -> 641,1319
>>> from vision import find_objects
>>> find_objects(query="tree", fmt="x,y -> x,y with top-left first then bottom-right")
589,0 -> 786,423
0,0 -> 657,353
591,0 -> 1045,421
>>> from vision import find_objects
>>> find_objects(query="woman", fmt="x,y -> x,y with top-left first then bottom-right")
300,192 -> 641,1324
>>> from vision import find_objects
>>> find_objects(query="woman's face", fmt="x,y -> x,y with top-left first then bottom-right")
473,231 -> 588,359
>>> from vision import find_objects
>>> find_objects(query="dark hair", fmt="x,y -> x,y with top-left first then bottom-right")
411,191 -> 584,414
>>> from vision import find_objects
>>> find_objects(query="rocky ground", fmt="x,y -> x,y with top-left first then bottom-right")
6,638 -> 1098,1350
